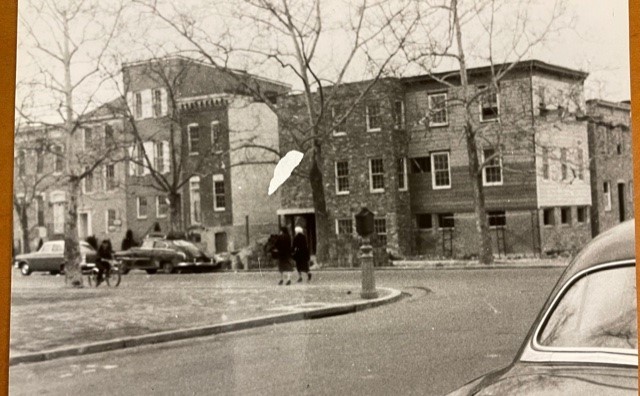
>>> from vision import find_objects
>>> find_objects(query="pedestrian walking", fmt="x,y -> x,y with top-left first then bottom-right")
274,226 -> 294,285
96,239 -> 114,286
121,229 -> 137,251
292,226 -> 311,282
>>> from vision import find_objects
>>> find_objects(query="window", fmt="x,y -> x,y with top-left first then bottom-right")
577,206 -> 587,223
369,158 -> 385,192
36,149 -> 44,174
104,124 -> 114,146
542,147 -> 550,180
189,177 -> 201,224
431,152 -> 451,189
603,182 -> 612,211
331,106 -> 346,135
137,197 -> 148,219
17,150 -> 26,176
416,214 -> 432,230
538,265 -> 637,350
156,196 -> 169,218
410,157 -> 430,174
53,145 -> 64,173
560,207 -> 572,225
397,158 -> 407,191
335,161 -> 350,194
106,209 -> 117,232
213,174 -> 226,211
482,148 -> 502,186
336,219 -> 353,235
134,92 -> 142,119
374,218 -> 387,245
83,167 -> 94,194
479,86 -> 499,121
488,211 -> 506,228
211,121 -> 221,151
393,100 -> 405,129
438,213 -> 455,229
428,93 -> 448,126
83,128 -> 92,151
152,89 -> 163,117
560,148 -> 568,180
543,208 -> 555,226
35,195 -> 45,227
366,103 -> 381,132
188,124 -> 200,154
577,148 -> 584,180
104,164 -> 116,191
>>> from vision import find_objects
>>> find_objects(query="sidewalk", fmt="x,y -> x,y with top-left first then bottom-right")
389,257 -> 569,270
10,274 -> 399,365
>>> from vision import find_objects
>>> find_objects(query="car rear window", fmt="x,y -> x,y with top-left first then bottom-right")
538,264 -> 637,350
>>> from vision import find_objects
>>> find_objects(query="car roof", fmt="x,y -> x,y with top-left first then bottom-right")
562,219 -> 635,281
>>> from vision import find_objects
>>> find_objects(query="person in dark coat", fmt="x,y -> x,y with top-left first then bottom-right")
274,226 -> 294,285
121,230 -> 137,251
96,239 -> 114,286
292,226 -> 311,282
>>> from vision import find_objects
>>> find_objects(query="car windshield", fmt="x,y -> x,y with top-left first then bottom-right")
538,264 -> 637,350
173,240 -> 202,255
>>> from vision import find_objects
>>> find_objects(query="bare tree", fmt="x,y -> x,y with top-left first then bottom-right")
402,0 -> 573,263
17,0 -> 125,286
133,0 -> 417,263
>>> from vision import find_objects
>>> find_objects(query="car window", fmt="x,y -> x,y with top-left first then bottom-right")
154,241 -> 168,249
50,243 -> 63,253
173,240 -> 202,255
141,240 -> 154,248
538,264 -> 637,350
80,245 -> 95,254
40,243 -> 53,253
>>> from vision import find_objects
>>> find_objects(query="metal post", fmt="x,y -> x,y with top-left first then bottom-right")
245,215 -> 250,246
360,236 -> 378,299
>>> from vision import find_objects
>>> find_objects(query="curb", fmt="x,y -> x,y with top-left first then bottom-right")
229,263 -> 568,273
9,288 -> 402,366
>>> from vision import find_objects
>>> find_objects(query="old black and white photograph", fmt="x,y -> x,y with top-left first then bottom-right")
9,0 -> 636,394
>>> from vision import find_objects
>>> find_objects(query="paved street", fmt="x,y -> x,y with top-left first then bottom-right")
9,268 -> 563,395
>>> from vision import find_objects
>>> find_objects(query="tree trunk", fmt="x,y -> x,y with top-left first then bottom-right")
465,123 -> 494,264
309,147 -> 331,264
64,178 -> 83,286
168,192 -> 181,232
19,206 -> 31,254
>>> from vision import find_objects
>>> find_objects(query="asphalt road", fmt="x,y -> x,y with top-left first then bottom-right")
9,268 -> 563,395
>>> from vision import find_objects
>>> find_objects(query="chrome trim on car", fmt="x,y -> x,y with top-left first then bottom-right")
522,259 -> 637,366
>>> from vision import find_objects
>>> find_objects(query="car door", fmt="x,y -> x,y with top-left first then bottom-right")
45,242 -> 65,271
29,242 -> 57,271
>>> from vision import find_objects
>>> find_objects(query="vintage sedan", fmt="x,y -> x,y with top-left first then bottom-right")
115,238 -> 220,274
447,219 -> 637,395
14,240 -> 97,276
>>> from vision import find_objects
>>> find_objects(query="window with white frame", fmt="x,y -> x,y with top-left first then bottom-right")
83,128 -> 92,151
135,143 -> 145,176
190,177 -> 201,224
482,148 -> 503,186
104,124 -> 114,146
431,152 -> 451,189
393,100 -> 405,129
369,158 -> 385,192
332,106 -> 346,136
374,218 -> 387,245
137,197 -> 148,219
542,147 -> 550,180
104,164 -> 116,191
106,209 -> 118,232
488,211 -> 506,228
397,157 -> 408,191
156,196 -> 169,218
83,166 -> 94,194
428,93 -> 448,126
603,182 -> 611,211
336,219 -> 353,235
213,174 -> 226,211
53,145 -> 64,174
416,213 -> 432,230
479,86 -> 499,121
438,213 -> 455,229
366,103 -> 381,132
134,92 -> 142,119
335,161 -> 349,194
152,89 -> 163,117
188,124 -> 200,154
211,121 -> 221,151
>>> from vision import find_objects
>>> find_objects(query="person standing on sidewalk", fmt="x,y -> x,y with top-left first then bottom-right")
275,227 -> 294,285
292,226 -> 311,282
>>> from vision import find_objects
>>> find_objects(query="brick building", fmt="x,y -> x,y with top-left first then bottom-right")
122,56 -> 289,255
278,60 -> 598,260
586,99 -> 633,236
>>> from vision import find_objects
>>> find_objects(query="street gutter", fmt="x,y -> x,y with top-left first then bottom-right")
9,288 -> 402,366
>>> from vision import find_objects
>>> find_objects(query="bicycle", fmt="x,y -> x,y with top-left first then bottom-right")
87,259 -> 122,287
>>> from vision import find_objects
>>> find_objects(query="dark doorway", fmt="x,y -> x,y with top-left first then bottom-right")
283,213 -> 317,255
618,183 -> 626,222
214,232 -> 228,252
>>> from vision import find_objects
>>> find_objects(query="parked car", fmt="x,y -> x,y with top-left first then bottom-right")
446,219 -> 637,395
115,237 -> 220,274
13,240 -> 97,276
